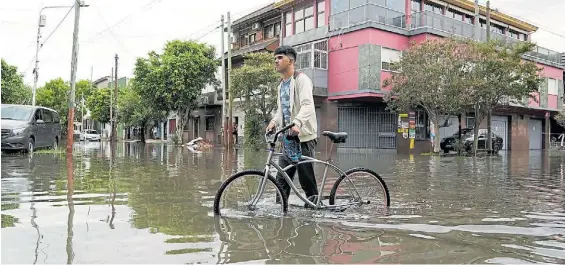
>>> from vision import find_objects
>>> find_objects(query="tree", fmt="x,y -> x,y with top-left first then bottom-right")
1,59 -> 32,105
118,78 -> 167,143
86,88 -> 112,124
36,78 -> 71,130
133,40 -> 218,144
465,40 -> 543,154
231,52 -> 280,149
383,37 -> 476,153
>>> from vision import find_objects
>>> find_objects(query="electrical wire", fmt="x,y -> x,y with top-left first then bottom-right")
41,4 -> 75,48
81,0 -> 162,45
92,5 -> 129,55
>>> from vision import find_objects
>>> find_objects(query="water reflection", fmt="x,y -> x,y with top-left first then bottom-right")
1,142 -> 564,264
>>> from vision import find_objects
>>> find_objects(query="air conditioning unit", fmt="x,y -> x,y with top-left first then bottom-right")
252,22 -> 261,30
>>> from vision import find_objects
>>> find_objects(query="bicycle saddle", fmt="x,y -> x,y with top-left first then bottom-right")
322,131 -> 348,143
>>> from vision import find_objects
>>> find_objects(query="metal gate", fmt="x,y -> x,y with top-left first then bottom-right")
337,106 -> 397,149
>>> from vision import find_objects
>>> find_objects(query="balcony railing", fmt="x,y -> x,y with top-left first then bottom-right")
329,3 -> 405,31
411,10 -> 562,66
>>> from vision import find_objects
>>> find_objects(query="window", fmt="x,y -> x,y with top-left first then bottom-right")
285,12 -> 293,36
274,23 -> 281,36
41,109 -> 53,123
264,24 -> 274,39
381,47 -> 401,71
548,78 -> 558,95
464,14 -> 473,24
205,116 -> 215,131
295,43 -> 312,69
313,40 -> 328,69
411,0 -> 421,13
248,33 -> 256,43
415,109 -> 428,140
331,0 -> 349,15
295,4 -> 315,34
317,0 -> 325,27
425,2 -> 442,14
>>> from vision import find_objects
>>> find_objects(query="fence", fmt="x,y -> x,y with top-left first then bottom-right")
337,106 -> 397,149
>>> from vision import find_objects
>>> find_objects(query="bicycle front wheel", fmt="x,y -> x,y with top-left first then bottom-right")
213,169 -> 288,217
328,167 -> 390,211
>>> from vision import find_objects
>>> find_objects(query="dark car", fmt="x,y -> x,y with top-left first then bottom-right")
440,128 -> 503,153
1,104 -> 62,153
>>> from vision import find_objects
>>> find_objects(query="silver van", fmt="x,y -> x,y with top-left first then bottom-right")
1,104 -> 62,153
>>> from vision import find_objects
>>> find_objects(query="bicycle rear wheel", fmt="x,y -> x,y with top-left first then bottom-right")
213,169 -> 288,217
328,167 -> 390,211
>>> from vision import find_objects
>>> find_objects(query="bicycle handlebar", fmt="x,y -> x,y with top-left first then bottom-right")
265,123 -> 295,145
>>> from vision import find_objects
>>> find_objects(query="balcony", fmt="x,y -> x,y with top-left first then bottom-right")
411,10 -> 562,67
329,3 -> 406,31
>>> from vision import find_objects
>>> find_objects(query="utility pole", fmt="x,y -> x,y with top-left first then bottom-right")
112,54 -> 119,142
486,0 -> 493,153
110,67 -> 113,141
32,16 -> 43,106
220,15 -> 227,147
66,1 -> 82,153
474,0 -> 480,41
227,11 -> 234,148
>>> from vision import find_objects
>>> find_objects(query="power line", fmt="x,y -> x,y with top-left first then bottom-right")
41,4 -> 75,48
93,5 -> 129,55
81,0 -> 162,45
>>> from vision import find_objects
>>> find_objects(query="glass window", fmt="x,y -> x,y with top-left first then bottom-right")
285,11 -> 293,36
330,11 -> 349,29
386,0 -> 405,12
1,105 -> 33,121
318,0 -> 325,12
41,109 -> 53,123
264,25 -> 274,39
548,78 -> 558,95
295,8 -> 304,20
415,110 -> 428,140
274,23 -> 281,36
369,0 -> 386,6
305,16 -> 315,30
349,5 -> 366,25
295,20 -> 305,33
411,0 -> 421,13
381,47 -> 402,71
305,6 -> 314,17
351,0 -> 367,8
205,116 -> 215,131
286,23 -> 293,36
317,0 -> 326,27
331,0 -> 349,14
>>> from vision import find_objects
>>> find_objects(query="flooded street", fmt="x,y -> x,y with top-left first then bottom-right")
2,141 -> 565,264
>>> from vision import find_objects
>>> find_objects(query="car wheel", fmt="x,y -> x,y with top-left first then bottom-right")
493,144 -> 500,154
27,138 -> 35,153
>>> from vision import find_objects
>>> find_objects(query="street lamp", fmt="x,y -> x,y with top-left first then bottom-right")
32,1 -> 89,106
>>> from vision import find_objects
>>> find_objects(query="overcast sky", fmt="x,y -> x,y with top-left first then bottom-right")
1,0 -> 563,87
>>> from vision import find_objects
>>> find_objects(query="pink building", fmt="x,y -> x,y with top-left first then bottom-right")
228,0 -> 565,152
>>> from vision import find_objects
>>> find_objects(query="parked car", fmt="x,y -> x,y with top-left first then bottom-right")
80,129 -> 101,141
1,104 -> 62,153
440,128 -> 503,153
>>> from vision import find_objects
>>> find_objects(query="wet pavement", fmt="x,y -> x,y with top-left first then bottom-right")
2,141 -> 565,264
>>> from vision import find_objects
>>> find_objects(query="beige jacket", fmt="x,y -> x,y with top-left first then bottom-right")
271,71 -> 318,142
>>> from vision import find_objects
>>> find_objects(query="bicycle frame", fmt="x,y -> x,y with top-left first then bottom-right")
248,124 -> 365,210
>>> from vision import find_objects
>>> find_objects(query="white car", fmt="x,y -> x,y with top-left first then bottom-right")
80,129 -> 101,141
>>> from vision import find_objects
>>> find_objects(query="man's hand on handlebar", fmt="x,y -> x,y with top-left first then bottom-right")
266,121 -> 276,133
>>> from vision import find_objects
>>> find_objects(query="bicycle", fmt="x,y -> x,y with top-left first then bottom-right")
213,123 -> 390,216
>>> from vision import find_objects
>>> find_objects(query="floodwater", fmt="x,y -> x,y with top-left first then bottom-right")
2,141 -> 565,264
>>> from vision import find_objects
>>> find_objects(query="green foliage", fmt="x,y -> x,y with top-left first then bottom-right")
133,40 -> 218,144
384,37 -> 544,155
1,59 -> 32,105
36,78 -> 71,129
244,112 -> 266,149
118,78 -> 167,129
231,52 -> 280,149
555,111 -> 565,128
383,37 -> 475,152
86,88 -> 112,124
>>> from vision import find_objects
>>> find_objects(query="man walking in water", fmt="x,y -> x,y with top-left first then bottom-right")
266,45 -> 319,206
